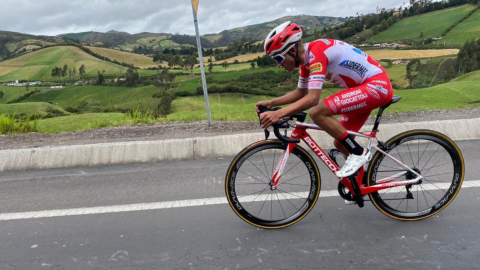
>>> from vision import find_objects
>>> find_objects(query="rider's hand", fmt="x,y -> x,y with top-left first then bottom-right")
259,111 -> 280,129
255,100 -> 273,115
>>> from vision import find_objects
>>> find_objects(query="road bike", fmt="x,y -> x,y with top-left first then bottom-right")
225,96 -> 465,229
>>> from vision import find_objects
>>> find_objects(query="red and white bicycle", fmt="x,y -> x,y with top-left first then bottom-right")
225,96 -> 464,229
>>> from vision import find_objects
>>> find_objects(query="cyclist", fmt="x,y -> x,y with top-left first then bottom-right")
256,21 -> 393,178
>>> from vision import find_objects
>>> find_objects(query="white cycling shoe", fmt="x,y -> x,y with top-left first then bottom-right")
336,149 -> 372,178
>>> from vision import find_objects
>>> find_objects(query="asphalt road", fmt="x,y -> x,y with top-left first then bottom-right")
0,140 -> 479,270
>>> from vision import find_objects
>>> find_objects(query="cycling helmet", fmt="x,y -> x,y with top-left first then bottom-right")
264,21 -> 302,56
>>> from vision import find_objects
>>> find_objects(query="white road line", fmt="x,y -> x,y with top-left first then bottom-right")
1,180 -> 479,221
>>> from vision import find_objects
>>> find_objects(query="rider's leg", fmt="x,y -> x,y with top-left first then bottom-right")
309,102 -> 364,156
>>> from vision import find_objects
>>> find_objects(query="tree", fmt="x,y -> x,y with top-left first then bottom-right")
51,66 -> 62,78
420,31 -> 424,38
221,61 -> 229,72
72,67 -> 77,79
79,64 -> 86,79
251,62 -> 255,70
126,68 -> 140,87
406,59 -> 421,88
0,90 -> 4,100
96,70 -> 105,85
183,55 -> 197,74
62,64 -> 68,78
208,62 -> 214,73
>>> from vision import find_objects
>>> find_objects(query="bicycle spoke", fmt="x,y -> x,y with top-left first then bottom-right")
238,170 -> 269,184
275,190 -> 287,219
280,172 -> 309,185
422,179 -> 448,193
248,159 -> 270,180
276,188 -> 307,199
421,154 -> 449,176
420,186 -> 431,208
280,183 -> 310,187
414,141 -> 431,169
257,192 -> 271,216
422,162 -> 451,173
261,152 -> 270,180
420,144 -> 442,171
406,142 -> 415,167
247,185 -> 270,208
421,185 -> 440,202
277,191 -> 300,211
395,146 -> 405,165
379,164 -> 404,170
278,160 -> 303,179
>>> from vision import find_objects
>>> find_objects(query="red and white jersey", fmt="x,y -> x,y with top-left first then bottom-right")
298,39 -> 384,90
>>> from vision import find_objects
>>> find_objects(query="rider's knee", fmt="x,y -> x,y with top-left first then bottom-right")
309,104 -> 330,119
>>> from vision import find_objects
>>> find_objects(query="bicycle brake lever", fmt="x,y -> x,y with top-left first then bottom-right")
264,129 -> 270,141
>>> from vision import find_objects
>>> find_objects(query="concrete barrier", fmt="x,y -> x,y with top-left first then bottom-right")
0,118 -> 479,172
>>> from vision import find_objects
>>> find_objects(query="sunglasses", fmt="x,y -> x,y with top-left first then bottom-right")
272,44 -> 295,64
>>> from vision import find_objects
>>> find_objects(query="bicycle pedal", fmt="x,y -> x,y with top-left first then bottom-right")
344,200 -> 357,205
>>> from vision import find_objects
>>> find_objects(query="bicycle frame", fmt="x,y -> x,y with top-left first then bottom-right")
270,121 -> 423,196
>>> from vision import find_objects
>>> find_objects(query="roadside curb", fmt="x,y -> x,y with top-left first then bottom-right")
1,118 -> 479,172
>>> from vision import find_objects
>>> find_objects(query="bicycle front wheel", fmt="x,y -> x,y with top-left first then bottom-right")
367,130 -> 464,220
225,140 -> 321,229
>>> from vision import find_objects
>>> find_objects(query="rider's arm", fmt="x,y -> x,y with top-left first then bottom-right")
269,87 -> 308,107
275,89 -> 321,118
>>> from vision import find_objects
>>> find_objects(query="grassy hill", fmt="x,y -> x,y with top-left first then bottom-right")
442,9 -> 480,45
368,5 -> 476,43
85,46 -> 162,68
452,70 -> 480,81
0,46 -> 128,82
0,102 -> 69,117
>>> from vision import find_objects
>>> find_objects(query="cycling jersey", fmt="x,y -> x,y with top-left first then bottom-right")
297,39 -> 393,132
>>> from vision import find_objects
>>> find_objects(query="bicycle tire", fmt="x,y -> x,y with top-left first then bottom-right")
366,130 -> 464,220
225,140 -> 321,229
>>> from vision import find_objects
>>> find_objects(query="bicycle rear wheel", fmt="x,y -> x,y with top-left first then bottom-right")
367,130 -> 464,220
225,140 -> 321,229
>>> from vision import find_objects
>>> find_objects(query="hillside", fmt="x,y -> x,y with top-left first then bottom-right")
368,5 -> 476,43
0,31 -> 61,61
85,46 -> 161,68
442,9 -> 480,45
0,46 -> 127,82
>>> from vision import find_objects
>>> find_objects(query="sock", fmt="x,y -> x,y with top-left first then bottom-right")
336,131 -> 364,156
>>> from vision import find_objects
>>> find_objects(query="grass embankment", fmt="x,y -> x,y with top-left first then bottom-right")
368,5 -> 476,42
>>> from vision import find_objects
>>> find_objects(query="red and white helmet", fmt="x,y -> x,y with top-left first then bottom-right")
264,21 -> 302,56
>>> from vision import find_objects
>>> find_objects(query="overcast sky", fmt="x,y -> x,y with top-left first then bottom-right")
1,0 -> 408,36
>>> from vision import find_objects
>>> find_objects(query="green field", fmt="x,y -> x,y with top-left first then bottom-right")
369,5 -> 475,42
0,46 -> 128,82
22,85 -> 160,112
0,102 -> 69,117
0,86 -> 36,104
442,9 -> 480,45
452,70 -> 480,81
37,113 -> 124,133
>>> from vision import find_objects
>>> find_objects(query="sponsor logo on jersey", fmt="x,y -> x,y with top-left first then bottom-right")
334,96 -> 341,106
339,93 -> 368,105
367,87 -> 380,99
367,83 -> 388,94
371,80 -> 388,85
310,75 -> 325,81
341,89 -> 362,99
308,52 -> 315,63
299,77 -> 308,83
309,63 -> 323,74
353,48 -> 363,55
308,81 -> 323,88
326,72 -> 333,81
320,39 -> 331,45
340,116 -> 349,122
328,100 -> 337,113
341,101 -> 367,113
339,60 -> 368,78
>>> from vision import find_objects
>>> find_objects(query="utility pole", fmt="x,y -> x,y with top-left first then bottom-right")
190,0 -> 212,126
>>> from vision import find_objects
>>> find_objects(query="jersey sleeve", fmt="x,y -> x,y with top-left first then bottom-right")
297,65 -> 309,89
305,50 -> 328,90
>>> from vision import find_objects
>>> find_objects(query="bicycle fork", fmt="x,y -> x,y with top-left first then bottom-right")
269,143 -> 297,189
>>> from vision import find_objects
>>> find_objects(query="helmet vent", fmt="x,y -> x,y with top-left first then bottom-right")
269,31 -> 276,39
293,26 -> 300,31
265,41 -> 273,52
281,35 -> 290,43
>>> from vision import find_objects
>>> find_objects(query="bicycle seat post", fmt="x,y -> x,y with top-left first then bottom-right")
372,95 -> 402,133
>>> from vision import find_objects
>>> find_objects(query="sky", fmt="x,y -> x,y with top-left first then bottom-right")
0,0 -> 408,36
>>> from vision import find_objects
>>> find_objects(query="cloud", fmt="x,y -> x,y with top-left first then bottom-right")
0,0 -> 408,36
